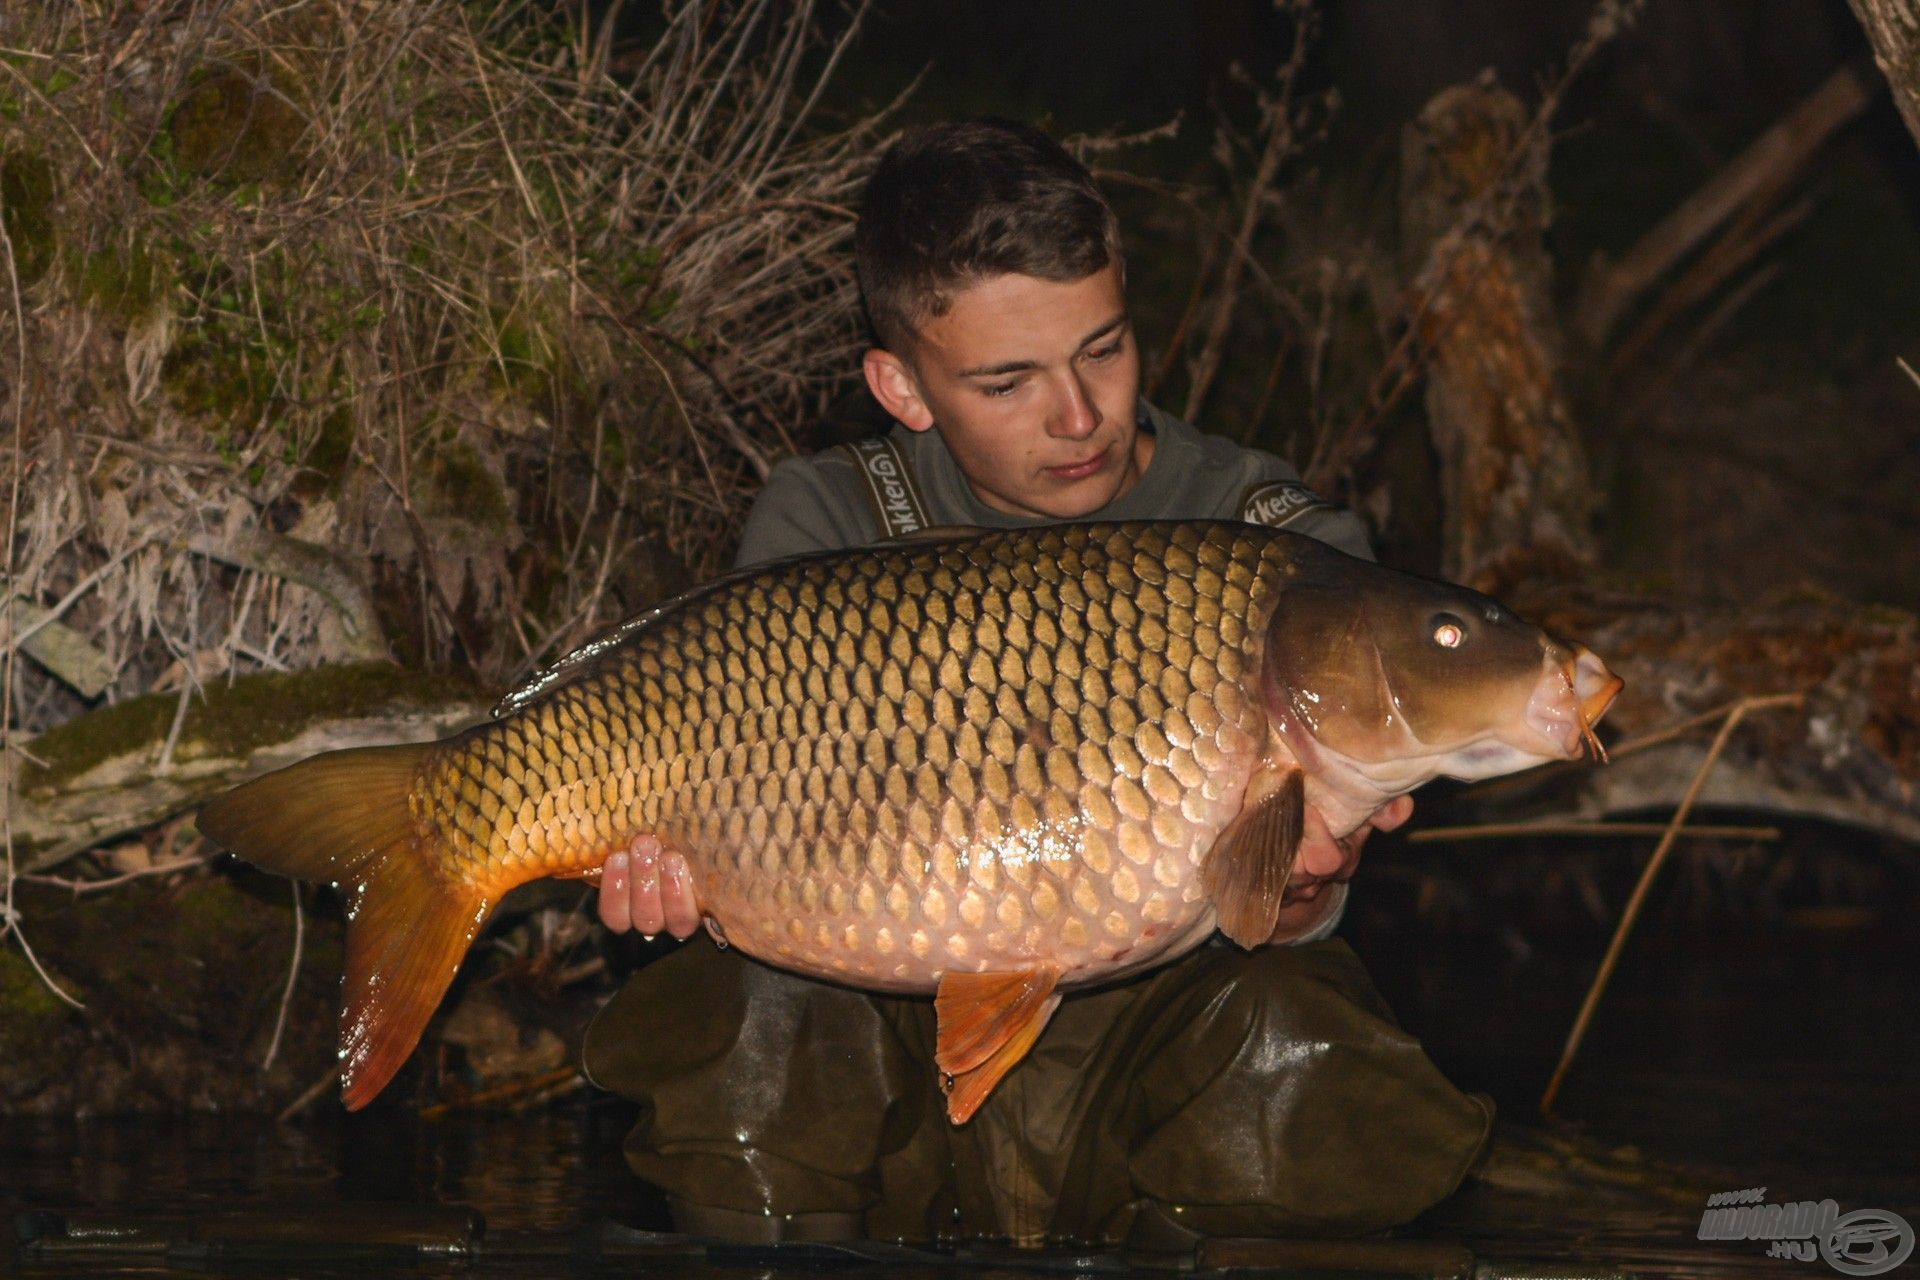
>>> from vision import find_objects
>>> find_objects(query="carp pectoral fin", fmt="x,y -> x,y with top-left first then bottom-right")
934,966 -> 1063,1125
1202,766 -> 1305,948
198,743 -> 497,1110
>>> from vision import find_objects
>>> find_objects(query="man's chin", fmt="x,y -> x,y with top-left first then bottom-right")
1028,473 -> 1131,520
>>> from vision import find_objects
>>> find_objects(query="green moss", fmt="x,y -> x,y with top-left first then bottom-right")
168,68 -> 308,187
420,440 -> 513,530
73,232 -> 171,323
485,298 -> 598,408
0,948 -> 74,1058
18,662 -> 484,797
0,148 -> 57,285
169,876 -> 256,938
489,308 -> 566,401
162,316 -> 276,427
596,419 -> 629,476
294,407 -> 356,490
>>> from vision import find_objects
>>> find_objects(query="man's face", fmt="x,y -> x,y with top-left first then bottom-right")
864,262 -> 1151,519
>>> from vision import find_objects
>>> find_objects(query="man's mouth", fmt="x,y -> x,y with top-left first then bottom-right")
1045,446 -> 1109,480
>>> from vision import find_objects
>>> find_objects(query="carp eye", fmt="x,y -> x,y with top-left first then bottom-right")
1431,614 -> 1466,648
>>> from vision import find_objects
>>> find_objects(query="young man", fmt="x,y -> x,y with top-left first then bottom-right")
582,119 -> 1490,1246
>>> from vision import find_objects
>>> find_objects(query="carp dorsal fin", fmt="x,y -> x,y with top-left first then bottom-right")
934,965 -> 1063,1125
1202,766 -> 1306,948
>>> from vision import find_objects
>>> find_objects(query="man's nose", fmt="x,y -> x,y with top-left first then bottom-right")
1048,372 -> 1100,440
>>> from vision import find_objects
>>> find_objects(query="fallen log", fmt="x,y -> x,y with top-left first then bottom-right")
1504,583 -> 1920,846
6,663 -> 489,874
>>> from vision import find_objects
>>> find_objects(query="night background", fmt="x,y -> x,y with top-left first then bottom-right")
2,1 -> 1916,1275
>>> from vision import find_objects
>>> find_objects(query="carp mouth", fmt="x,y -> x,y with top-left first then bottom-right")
1525,644 -> 1624,761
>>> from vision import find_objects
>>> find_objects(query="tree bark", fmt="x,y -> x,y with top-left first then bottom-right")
6,664 -> 488,873
1505,584 -> 1920,846
1400,75 -> 1596,596
1850,0 -> 1920,152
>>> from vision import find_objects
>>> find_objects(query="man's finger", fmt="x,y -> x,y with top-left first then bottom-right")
630,836 -> 666,937
598,851 -> 632,933
661,853 -> 701,940
1371,794 -> 1415,832
1293,807 -> 1350,879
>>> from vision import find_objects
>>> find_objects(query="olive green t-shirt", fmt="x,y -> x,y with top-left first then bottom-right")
732,399 -> 1373,570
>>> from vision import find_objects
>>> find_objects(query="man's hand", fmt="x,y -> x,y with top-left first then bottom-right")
597,834 -> 701,939
1264,795 -> 1413,944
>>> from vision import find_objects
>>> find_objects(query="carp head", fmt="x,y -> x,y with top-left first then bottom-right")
1260,560 -> 1622,819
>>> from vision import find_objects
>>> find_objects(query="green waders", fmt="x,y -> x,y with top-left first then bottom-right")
580,937 -> 1492,1244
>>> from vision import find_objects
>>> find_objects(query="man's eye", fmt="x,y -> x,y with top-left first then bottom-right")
981,379 -> 1021,398
1084,343 -> 1121,362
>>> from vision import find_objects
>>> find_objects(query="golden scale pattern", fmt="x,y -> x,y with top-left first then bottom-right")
415,523 -> 1293,991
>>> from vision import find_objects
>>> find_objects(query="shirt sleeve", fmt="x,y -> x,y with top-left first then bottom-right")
731,455 -> 878,570
1280,504 -> 1374,562
1235,464 -> 1376,562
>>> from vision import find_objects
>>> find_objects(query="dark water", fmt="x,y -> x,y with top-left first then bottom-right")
6,936 -> 1916,1279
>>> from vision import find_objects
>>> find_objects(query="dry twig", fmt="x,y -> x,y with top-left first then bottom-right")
1180,1 -> 1317,425
261,881 -> 304,1072
1539,692 -> 1805,1117
1410,821 -> 1780,844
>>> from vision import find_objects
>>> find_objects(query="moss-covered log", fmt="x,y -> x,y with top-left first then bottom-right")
11,664 -> 488,873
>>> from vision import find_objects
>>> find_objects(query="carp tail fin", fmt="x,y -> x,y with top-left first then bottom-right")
934,966 -> 1062,1125
1203,765 -> 1305,948
198,743 -> 494,1109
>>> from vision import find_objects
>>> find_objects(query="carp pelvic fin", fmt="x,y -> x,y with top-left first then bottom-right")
934,966 -> 1063,1125
1202,766 -> 1305,948
198,743 -> 494,1110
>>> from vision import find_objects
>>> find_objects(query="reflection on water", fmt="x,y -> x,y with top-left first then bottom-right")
6,936 -> 1915,1278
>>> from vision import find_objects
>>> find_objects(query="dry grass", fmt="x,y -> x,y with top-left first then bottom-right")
0,0 -> 885,737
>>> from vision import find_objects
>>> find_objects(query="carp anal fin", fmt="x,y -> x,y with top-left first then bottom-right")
198,743 -> 494,1110
934,966 -> 1063,1125
1202,766 -> 1305,948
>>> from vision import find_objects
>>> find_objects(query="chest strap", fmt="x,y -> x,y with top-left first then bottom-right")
842,436 -> 930,539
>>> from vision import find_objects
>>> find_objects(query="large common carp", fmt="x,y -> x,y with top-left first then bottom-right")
199,521 -> 1620,1122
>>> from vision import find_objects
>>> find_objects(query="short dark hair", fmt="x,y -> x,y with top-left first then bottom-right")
855,118 -> 1121,354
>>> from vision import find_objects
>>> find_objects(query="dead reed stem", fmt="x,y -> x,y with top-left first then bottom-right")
261,881 -> 304,1072
277,1064 -> 342,1125
1410,821 -> 1780,844
1539,691 -> 1806,1118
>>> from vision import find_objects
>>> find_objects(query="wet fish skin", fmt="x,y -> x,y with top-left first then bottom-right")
421,521 -> 1277,987
198,520 -> 1620,1117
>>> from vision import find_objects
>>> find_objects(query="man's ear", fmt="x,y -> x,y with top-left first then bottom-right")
863,348 -> 935,432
